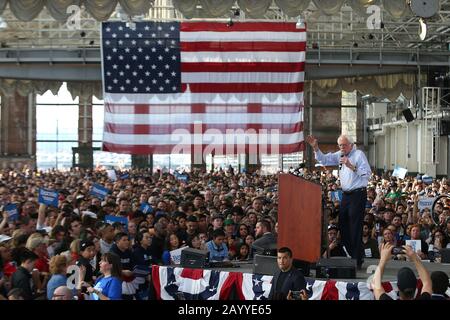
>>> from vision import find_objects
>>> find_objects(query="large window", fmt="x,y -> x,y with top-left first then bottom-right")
36,83 -> 78,169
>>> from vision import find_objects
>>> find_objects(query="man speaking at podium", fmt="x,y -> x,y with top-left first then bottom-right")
306,134 -> 371,269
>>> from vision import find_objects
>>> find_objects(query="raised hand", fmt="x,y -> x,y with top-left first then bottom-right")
305,135 -> 318,151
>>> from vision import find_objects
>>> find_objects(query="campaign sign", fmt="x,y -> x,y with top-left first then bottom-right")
331,190 -> 343,202
170,246 -> 188,265
392,166 -> 408,179
4,204 -> 19,221
418,197 -> 436,212
38,188 -> 59,207
120,173 -> 130,180
104,215 -> 128,228
140,203 -> 153,214
106,169 -> 117,182
90,184 -> 110,200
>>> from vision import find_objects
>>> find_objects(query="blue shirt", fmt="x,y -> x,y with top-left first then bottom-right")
92,276 -> 122,300
315,147 -> 371,191
206,240 -> 229,262
46,274 -> 68,300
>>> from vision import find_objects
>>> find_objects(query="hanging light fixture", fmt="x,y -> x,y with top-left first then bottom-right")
296,16 -> 305,29
418,18 -> 427,41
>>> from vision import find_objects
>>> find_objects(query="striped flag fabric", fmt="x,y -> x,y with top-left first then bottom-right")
101,21 -> 306,155
151,265 -> 235,300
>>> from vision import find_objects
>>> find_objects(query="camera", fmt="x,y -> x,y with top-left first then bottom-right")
391,247 -> 404,255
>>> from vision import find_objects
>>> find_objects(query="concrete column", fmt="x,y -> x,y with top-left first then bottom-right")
76,96 -> 94,168
0,93 -> 36,169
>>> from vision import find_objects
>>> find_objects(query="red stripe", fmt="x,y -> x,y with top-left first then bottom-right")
180,268 -> 204,280
381,282 -> 394,293
181,62 -> 305,73
105,103 -> 303,114
183,82 -> 304,93
234,273 -> 245,300
219,273 -> 237,300
102,142 -> 304,154
181,22 -> 306,32
151,265 -> 161,300
181,41 -> 306,52
321,280 -> 338,300
104,122 -> 303,135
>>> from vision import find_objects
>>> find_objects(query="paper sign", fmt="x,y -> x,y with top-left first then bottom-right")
406,240 -> 422,253
104,215 -> 128,228
38,188 -> 59,207
418,197 -> 436,212
392,166 -> 408,179
331,190 -> 343,202
169,246 -> 188,265
106,169 -> 117,182
90,184 -> 110,200
4,204 -> 18,221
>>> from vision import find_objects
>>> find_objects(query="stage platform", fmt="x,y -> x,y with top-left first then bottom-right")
206,259 -> 450,283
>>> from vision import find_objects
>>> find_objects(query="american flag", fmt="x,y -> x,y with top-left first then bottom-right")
101,21 -> 305,155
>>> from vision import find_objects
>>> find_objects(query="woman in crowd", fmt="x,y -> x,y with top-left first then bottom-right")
46,255 -> 70,300
83,252 -> 122,300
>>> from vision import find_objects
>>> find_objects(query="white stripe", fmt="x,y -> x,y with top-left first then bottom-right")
159,267 -> 175,300
241,274 -> 255,300
181,72 -> 304,84
181,51 -> 305,63
309,281 -> 327,300
181,31 -> 306,42
177,271 -> 210,295
104,112 -> 303,125
105,92 -> 304,105
103,132 -> 304,145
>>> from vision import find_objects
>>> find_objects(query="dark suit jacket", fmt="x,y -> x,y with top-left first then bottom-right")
252,232 -> 277,254
268,267 -> 306,300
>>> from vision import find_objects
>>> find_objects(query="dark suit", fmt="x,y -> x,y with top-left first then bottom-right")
268,267 -> 306,300
252,232 -> 277,254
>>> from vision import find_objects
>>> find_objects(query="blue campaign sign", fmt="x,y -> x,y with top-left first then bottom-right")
105,215 -> 128,228
176,174 -> 189,183
120,173 -> 130,180
140,203 -> 153,214
4,203 -> 19,221
90,184 -> 110,200
38,188 -> 59,207
331,190 -> 343,202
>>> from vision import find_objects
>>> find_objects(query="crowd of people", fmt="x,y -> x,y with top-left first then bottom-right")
0,164 -> 449,300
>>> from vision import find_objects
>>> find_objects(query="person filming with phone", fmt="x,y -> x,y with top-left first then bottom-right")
372,243 -> 432,300
268,247 -> 306,300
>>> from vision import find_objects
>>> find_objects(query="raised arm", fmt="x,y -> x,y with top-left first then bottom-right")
372,242 -> 393,300
403,245 -> 432,295
305,135 -> 339,166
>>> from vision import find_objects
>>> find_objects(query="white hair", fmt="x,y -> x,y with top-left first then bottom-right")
337,135 -> 354,144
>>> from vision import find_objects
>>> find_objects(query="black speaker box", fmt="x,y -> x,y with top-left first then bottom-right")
402,108 -> 415,122
253,254 -> 278,275
180,248 -> 209,268
315,257 -> 356,279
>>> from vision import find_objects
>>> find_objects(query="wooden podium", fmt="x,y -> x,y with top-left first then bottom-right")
278,174 -> 323,263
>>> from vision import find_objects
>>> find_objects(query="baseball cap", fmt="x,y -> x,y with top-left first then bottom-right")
397,267 -> 417,292
224,219 -> 235,226
79,239 -> 95,252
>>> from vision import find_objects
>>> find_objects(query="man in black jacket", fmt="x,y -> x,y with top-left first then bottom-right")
268,247 -> 306,300
11,248 -> 38,300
